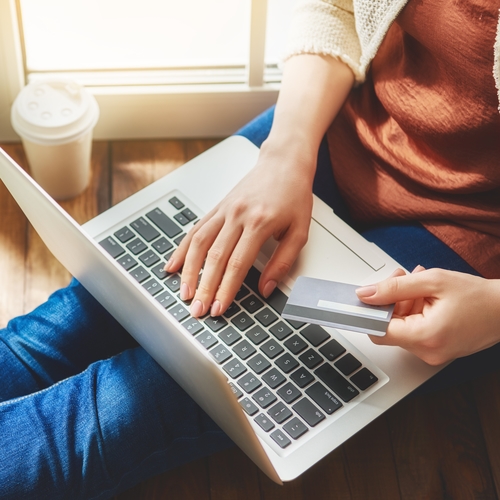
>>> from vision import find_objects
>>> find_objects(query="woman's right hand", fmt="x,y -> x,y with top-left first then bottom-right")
165,138 -> 317,317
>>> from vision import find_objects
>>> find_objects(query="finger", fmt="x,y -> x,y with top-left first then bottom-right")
210,227 -> 273,316
164,208 -> 218,273
369,315 -> 423,349
178,216 -> 225,304
190,223 -> 244,317
259,227 -> 308,298
393,265 -> 425,317
356,269 -> 438,306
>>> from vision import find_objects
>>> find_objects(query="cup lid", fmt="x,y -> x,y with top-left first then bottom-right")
11,79 -> 99,145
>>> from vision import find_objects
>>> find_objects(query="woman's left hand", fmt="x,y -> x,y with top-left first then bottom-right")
356,268 -> 500,365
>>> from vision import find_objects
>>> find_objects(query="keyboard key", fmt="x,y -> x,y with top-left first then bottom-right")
300,324 -> 330,347
209,344 -> 232,364
287,319 -> 307,330
319,339 -> 346,361
205,316 -> 228,332
165,274 -> 181,293
235,284 -> 250,301
168,304 -> 190,322
306,382 -> 343,414
299,349 -> 324,369
315,364 -> 359,402
182,317 -> 204,336
231,312 -> 255,331
265,287 -> 287,314
117,254 -> 138,271
350,368 -> 378,390
130,217 -> 160,242
267,402 -> 293,424
237,373 -> 262,394
260,339 -> 284,359
151,262 -> 169,280
174,212 -> 190,226
218,326 -> 242,346
255,307 -> 278,327
270,429 -> 292,449
142,278 -> 163,296
223,358 -> 247,379
254,413 -> 275,432
290,367 -> 315,388
292,398 -> 325,427
155,290 -> 176,309
146,208 -> 182,238
126,238 -> 147,255
114,226 -> 135,243
232,340 -> 256,360
169,196 -> 184,210
247,353 -> 271,374
283,417 -> 309,440
229,382 -> 243,399
261,368 -> 286,389
252,387 -> 277,409
243,266 -> 261,294
275,353 -> 299,374
241,295 -> 264,314
246,325 -> 269,345
173,233 -> 186,246
152,237 -> 173,255
335,354 -> 362,376
139,249 -> 161,268
239,398 -> 259,416
196,330 -> 218,349
99,236 -> 125,258
223,302 -> 241,318
284,335 -> 308,355
269,321 -> 293,341
180,208 -> 197,221
277,382 -> 302,404
129,266 -> 150,283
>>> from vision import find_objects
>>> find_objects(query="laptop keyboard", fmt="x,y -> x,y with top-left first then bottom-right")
98,194 -> 386,453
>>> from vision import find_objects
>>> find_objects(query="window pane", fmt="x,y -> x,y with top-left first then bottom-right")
20,0 -> 251,71
265,0 -> 300,65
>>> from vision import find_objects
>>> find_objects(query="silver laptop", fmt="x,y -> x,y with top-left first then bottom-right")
0,136 -> 441,483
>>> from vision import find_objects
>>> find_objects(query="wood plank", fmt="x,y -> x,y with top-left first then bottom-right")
388,383 -> 497,500
0,143 -> 29,326
22,141 -> 110,314
474,371 -> 500,498
343,414 -> 401,500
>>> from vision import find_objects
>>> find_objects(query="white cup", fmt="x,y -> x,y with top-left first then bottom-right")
11,79 -> 100,200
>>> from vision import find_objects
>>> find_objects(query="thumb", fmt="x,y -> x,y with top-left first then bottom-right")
356,268 -> 436,306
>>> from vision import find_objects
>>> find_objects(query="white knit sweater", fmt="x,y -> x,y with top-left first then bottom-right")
285,0 -> 500,108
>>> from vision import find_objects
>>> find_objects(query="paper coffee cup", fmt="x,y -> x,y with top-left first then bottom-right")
11,79 -> 99,200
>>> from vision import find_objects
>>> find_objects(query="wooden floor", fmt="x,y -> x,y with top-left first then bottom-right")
1,139 -> 500,500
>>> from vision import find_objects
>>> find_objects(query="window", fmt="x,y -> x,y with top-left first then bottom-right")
0,0 -> 298,140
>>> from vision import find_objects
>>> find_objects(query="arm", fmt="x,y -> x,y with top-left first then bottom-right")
166,54 -> 354,317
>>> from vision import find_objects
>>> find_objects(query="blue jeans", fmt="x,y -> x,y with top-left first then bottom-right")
1,107 -> 498,499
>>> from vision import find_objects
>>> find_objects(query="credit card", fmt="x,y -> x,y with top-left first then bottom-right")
282,276 -> 394,336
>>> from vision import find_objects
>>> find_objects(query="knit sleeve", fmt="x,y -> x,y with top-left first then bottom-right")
284,0 -> 364,82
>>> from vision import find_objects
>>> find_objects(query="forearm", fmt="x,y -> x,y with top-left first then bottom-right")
262,53 -> 354,179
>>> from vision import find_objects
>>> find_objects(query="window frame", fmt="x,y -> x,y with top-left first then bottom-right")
0,0 -> 280,141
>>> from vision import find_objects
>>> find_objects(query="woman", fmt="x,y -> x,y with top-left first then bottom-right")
1,0 -> 499,498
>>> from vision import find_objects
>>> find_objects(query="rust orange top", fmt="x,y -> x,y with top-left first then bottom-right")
327,0 -> 500,278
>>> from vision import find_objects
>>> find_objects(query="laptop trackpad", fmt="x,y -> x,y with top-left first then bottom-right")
260,218 -> 377,286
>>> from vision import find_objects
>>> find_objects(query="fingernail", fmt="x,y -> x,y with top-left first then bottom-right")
180,282 -> 190,301
164,258 -> 174,271
211,300 -> 221,317
355,285 -> 377,298
190,300 -> 203,317
263,280 -> 277,298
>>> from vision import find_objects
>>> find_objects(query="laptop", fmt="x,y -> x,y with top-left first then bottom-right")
0,136 -> 441,483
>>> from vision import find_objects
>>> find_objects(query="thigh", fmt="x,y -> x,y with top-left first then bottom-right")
1,279 -> 137,400
0,346 -> 232,500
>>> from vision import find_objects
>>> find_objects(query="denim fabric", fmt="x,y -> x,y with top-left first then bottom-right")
0,281 -> 233,500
